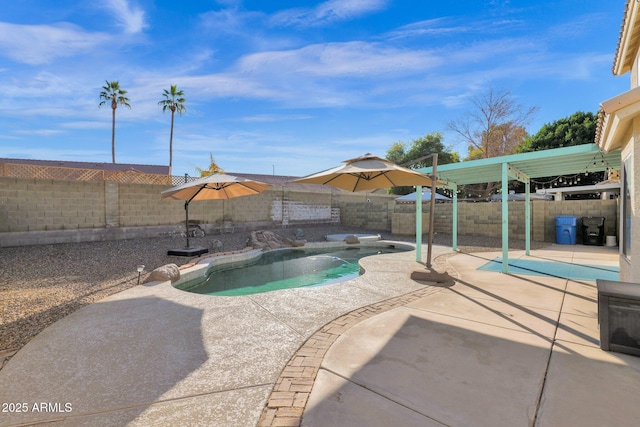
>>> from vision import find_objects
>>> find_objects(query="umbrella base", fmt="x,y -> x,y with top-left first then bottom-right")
167,246 -> 209,257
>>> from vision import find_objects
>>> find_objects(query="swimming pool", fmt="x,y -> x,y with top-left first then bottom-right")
176,245 -> 408,296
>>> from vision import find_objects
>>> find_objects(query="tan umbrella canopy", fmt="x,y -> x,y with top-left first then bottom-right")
291,153 -> 440,191
162,173 -> 272,255
291,153 -> 443,266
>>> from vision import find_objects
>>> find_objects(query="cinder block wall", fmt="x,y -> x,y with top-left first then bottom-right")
0,177 -> 619,246
334,192 -> 394,230
538,199 -> 618,243
0,177 -> 106,232
393,199 -> 618,243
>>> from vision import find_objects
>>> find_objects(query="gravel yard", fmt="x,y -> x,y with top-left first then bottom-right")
0,225 -> 547,367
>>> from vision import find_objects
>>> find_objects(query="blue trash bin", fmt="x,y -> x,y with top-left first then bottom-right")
556,216 -> 578,244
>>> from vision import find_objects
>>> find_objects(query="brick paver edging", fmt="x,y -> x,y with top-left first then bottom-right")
257,259 -> 456,427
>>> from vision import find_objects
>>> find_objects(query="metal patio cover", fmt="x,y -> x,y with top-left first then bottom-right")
415,144 -> 621,273
418,144 -> 620,187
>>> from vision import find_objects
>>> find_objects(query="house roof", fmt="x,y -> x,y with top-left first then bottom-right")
596,86 -> 640,151
596,0 -> 640,151
417,144 -> 620,188
613,0 -> 640,75
0,158 -> 169,175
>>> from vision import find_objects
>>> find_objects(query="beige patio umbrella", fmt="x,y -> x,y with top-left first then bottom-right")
162,172 -> 272,256
291,153 -> 438,191
291,153 -> 443,266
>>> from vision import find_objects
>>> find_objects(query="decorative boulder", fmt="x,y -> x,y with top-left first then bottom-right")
344,235 -> 360,244
143,264 -> 181,284
267,240 -> 282,249
251,241 -> 266,250
248,230 -> 302,251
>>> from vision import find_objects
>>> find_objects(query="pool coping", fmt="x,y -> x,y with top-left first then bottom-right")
171,240 -> 415,294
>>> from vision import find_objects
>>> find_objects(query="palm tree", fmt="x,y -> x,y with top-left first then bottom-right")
99,81 -> 131,163
158,85 -> 186,175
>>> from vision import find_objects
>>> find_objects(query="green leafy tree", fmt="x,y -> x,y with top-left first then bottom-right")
158,85 -> 186,175
516,111 -> 604,194
196,153 -> 224,177
518,111 -> 597,152
99,81 -> 131,163
386,132 -> 458,195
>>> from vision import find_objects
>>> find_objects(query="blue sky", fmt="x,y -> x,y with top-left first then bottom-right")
0,0 -> 630,177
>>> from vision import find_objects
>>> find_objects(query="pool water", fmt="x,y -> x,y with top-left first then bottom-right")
177,246 -> 407,296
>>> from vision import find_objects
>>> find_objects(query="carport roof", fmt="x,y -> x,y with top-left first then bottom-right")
417,144 -> 621,187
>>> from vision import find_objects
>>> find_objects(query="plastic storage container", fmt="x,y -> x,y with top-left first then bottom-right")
556,216 -> 578,245
582,217 -> 605,246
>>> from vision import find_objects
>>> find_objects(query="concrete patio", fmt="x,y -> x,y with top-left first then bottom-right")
298,245 -> 640,427
1,243 -> 639,427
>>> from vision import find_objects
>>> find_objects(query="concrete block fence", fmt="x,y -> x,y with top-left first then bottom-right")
0,177 -> 619,247
393,199 -> 618,244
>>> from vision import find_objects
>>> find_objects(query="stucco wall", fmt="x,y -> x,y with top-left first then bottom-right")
619,125 -> 639,282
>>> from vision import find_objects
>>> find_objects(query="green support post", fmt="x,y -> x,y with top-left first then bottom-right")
525,180 -> 531,255
502,162 -> 509,273
452,185 -> 458,251
415,185 -> 422,262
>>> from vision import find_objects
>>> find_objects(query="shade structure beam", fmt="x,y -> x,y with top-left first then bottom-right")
507,163 -> 530,184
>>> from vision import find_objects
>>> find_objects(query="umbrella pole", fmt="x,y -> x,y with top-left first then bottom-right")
184,201 -> 190,248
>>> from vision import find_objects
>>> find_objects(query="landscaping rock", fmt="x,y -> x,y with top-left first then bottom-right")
211,239 -> 224,252
267,241 -> 282,249
344,235 -> 360,244
143,264 -> 180,284
248,230 -> 304,251
250,242 -> 266,250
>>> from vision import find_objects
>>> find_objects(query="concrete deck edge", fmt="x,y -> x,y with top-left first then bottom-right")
256,256 -> 455,427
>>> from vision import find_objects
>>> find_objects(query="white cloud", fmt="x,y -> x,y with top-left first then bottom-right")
237,114 -> 313,123
384,18 -> 467,40
271,0 -> 388,28
103,0 -> 147,34
15,129 -> 65,137
0,22 -> 110,65
237,41 -> 441,77
0,146 -> 107,160
61,121 -> 110,130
